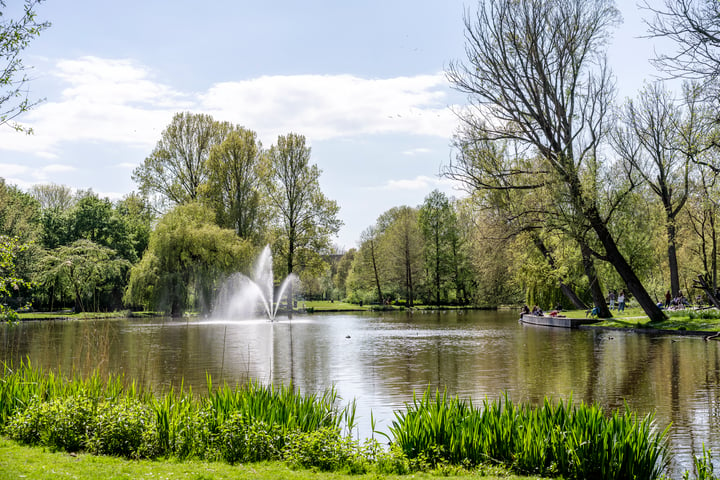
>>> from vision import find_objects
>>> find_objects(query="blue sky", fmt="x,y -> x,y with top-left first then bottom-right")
2,1 -> 667,249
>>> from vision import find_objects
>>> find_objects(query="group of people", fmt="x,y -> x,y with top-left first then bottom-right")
607,290 -> 626,312
664,290 -> 690,310
520,304 -> 544,317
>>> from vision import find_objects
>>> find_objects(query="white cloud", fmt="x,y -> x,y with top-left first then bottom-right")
201,74 -> 458,144
0,57 -> 460,161
379,175 -> 449,191
0,57 -> 189,158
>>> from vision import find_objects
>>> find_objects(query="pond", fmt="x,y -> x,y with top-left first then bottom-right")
2,309 -> 719,475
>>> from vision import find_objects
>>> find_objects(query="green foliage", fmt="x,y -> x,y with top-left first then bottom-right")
125,202 -> 253,316
37,239 -> 131,312
86,400 -> 159,459
5,396 -> 95,452
217,414 -> 283,464
0,235 -> 34,319
264,133 -> 342,277
388,389 -> 669,480
683,445 -> 718,480
0,178 -> 41,241
200,127 -> 266,242
132,112 -> 233,208
284,427 -> 361,472
419,190 -> 457,305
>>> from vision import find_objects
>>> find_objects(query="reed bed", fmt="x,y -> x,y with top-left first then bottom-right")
0,363 -> 673,477
387,389 -> 670,480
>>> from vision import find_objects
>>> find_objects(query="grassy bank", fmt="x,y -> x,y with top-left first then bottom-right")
0,364 -> 674,480
0,437 -> 541,480
561,307 -> 720,332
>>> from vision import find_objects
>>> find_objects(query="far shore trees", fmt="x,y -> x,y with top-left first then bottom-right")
446,0 -> 666,321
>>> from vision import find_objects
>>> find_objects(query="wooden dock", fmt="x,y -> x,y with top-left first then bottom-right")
519,314 -> 600,329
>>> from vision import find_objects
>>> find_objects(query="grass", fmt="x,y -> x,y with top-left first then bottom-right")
561,306 -> 720,332
0,437 -> 546,480
17,310 -> 162,321
301,301 -> 370,312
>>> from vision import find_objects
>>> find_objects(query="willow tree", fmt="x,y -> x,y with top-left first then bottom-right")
447,0 -> 665,321
125,202 -> 253,317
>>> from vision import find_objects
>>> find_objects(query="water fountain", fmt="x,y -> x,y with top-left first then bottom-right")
212,245 -> 298,321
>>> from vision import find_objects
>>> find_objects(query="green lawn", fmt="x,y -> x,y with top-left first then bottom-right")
562,306 -> 720,332
0,437 -> 543,480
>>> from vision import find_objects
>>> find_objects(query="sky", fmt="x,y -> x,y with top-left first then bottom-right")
1,1 -> 670,249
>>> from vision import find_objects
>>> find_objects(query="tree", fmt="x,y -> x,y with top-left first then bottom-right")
0,0 -> 50,131
132,112 -> 232,211
612,83 -> 696,297
29,183 -> 74,211
0,177 -> 40,242
38,239 -> 130,312
418,190 -> 454,305
124,202 -> 253,316
446,0 -> 666,321
333,248 -> 356,300
200,127 -> 265,241
382,206 -> 424,308
643,0 -> 720,84
264,133 -> 342,279
348,226 -> 386,304
0,235 -> 33,320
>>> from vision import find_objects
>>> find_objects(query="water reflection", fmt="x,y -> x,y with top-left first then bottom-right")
2,310 -> 719,475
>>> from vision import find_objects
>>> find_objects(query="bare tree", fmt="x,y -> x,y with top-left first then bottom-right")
643,0 -> 720,82
446,0 -> 666,321
612,83 -> 693,298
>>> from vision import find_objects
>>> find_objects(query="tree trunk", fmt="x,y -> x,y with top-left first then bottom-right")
589,211 -> 666,322
667,221 -> 680,297
532,234 -> 587,310
370,240 -> 383,303
581,243 -> 611,318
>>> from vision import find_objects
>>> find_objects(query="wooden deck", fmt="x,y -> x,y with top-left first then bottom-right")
519,314 -> 600,329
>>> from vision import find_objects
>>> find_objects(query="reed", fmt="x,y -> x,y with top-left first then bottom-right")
388,389 -> 669,480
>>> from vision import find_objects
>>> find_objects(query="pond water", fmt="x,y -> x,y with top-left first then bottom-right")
2,309 -> 719,475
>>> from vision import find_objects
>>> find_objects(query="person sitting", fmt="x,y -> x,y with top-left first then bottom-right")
520,305 -> 530,317
531,305 -> 543,316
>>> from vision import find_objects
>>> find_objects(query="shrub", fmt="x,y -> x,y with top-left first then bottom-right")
284,427 -> 359,472
216,413 -> 284,464
4,397 -> 46,445
86,400 -> 159,459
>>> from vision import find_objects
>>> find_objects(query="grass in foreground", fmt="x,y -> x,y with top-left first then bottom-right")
0,437 -> 541,480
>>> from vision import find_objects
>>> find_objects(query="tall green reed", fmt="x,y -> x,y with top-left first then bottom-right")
388,388 -> 670,480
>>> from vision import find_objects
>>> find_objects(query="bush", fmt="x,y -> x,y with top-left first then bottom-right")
284,427 -> 360,472
216,413 -> 284,464
4,397 -> 46,445
5,396 -> 94,452
86,400 -> 159,459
